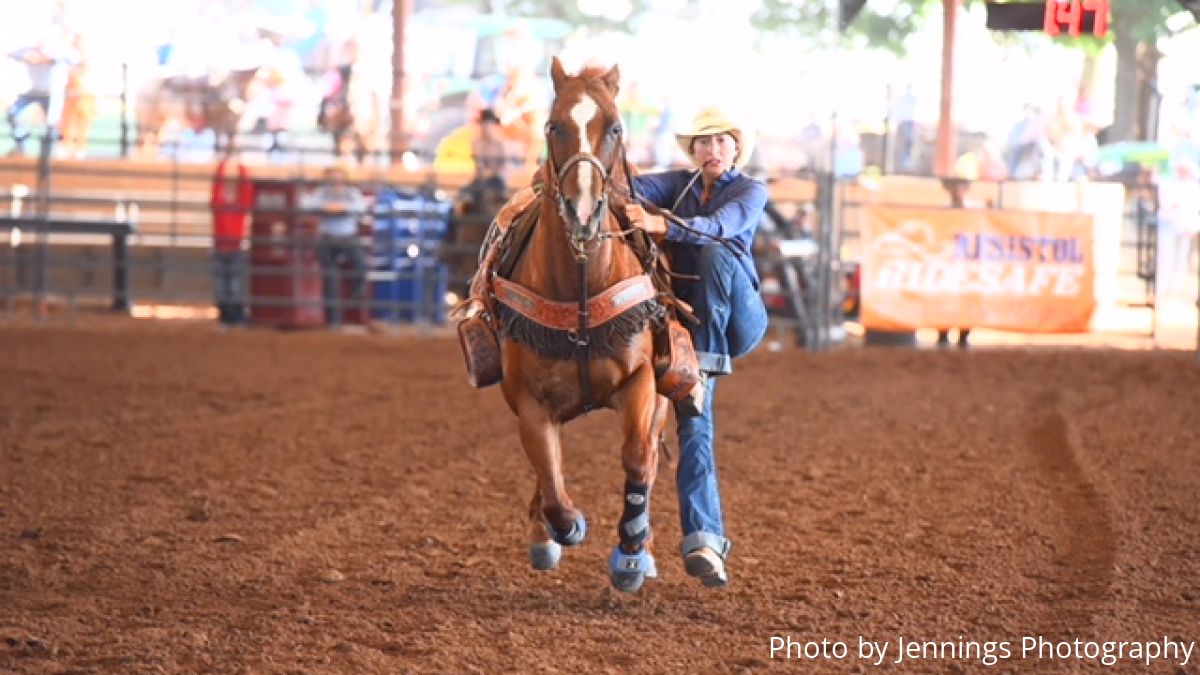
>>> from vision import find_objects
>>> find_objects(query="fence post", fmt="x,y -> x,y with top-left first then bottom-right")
120,62 -> 130,158
112,228 -> 131,313
33,128 -> 56,319
812,171 -> 837,350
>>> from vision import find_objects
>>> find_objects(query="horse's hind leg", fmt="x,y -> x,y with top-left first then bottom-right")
607,366 -> 667,593
517,396 -> 587,557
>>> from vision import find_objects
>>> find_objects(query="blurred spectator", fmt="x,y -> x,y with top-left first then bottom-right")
619,80 -> 657,166
1005,104 -> 1050,181
1155,157 -> 1200,300
938,176 -> 975,349
4,25 -> 78,155
210,155 -> 254,328
1049,106 -> 1098,181
318,38 -> 357,128
833,120 -> 864,178
892,84 -> 917,173
795,114 -> 826,175
315,36 -> 383,164
978,140 -> 1009,182
954,139 -> 1008,183
57,31 -> 94,159
248,27 -> 306,156
652,101 -> 678,170
493,64 -> 543,166
469,108 -> 513,198
306,165 -> 368,328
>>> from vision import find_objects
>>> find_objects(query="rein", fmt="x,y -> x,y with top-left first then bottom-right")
544,137 -> 621,413
635,170 -> 750,259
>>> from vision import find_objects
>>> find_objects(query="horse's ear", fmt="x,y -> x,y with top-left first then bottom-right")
602,64 -> 620,97
550,56 -> 567,94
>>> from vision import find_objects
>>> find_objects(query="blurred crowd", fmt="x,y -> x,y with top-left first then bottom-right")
3,0 -> 1200,202
2,0 -> 386,162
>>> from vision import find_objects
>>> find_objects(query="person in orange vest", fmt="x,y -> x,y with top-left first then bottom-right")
211,154 -> 254,328
58,31 -> 94,159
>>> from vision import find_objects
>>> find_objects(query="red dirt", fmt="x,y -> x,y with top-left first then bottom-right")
1,318 -> 1198,673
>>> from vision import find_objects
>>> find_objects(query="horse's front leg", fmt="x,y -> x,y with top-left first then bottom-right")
607,363 -> 668,593
516,393 -> 587,569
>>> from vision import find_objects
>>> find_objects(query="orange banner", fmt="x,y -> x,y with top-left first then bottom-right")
860,206 -> 1096,332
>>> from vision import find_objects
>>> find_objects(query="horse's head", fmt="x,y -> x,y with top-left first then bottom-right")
544,58 -> 625,251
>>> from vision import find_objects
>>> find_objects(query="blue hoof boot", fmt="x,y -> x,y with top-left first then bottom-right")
549,513 -> 587,547
608,546 -> 658,594
529,541 -> 562,570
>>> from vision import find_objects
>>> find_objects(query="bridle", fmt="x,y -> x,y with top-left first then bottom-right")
542,115 -> 625,413
544,138 -> 617,260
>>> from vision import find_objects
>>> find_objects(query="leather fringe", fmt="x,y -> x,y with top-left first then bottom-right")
499,300 -> 665,361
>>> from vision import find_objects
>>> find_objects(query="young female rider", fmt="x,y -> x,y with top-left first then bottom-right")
624,106 -> 769,588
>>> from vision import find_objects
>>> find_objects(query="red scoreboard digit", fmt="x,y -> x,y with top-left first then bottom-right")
1043,0 -> 1109,37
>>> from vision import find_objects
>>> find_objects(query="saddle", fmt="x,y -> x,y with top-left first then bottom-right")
456,193 -> 699,403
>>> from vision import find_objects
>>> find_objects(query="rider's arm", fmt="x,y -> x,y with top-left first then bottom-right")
631,172 -> 681,210
663,178 -> 768,245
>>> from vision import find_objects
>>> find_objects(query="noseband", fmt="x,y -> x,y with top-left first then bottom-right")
547,146 -> 614,260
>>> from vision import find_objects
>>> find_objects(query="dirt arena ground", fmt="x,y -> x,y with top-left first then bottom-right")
1,317 -> 1198,674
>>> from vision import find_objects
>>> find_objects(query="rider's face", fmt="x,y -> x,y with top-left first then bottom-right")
691,132 -> 738,179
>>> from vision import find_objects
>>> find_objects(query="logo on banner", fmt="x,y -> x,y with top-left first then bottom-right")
869,220 -> 1087,299
860,206 -> 1096,333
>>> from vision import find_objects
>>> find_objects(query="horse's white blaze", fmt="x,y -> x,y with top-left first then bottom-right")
569,95 -> 599,222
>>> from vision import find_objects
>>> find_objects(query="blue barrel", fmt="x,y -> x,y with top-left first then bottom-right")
370,188 -> 452,323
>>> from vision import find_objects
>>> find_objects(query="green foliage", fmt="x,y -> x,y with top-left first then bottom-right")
493,0 -> 659,33
750,0 -> 937,53
1109,0 -> 1191,40
750,0 -> 1190,54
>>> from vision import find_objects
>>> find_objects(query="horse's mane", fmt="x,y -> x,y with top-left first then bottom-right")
567,65 -> 618,97
576,65 -> 611,81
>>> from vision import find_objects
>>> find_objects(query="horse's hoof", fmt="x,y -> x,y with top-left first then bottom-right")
608,546 -> 657,594
528,541 -> 562,571
549,513 -> 587,547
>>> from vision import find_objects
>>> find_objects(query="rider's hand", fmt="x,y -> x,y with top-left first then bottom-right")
624,204 -> 667,239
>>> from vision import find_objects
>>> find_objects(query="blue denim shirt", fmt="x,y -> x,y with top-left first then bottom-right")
633,168 -> 767,288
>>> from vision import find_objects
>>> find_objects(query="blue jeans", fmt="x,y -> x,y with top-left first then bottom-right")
6,93 -> 49,152
211,250 -> 245,325
316,237 -> 367,327
673,243 -> 768,558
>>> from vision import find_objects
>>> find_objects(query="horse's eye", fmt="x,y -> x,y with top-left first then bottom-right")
544,122 -> 558,136
610,124 -> 622,138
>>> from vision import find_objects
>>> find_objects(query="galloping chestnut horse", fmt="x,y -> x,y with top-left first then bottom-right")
498,58 -> 669,593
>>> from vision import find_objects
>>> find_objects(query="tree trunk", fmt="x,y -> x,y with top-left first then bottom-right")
1135,42 -> 1162,141
1109,12 -> 1139,142
935,0 -> 959,176
390,0 -> 412,161
1077,50 -> 1100,111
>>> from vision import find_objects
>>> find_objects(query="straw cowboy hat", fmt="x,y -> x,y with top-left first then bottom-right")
675,106 -> 756,170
